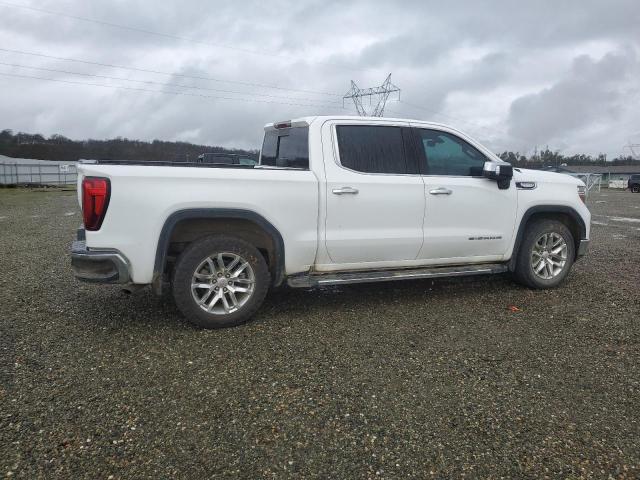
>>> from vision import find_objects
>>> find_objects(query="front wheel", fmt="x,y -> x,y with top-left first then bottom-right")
632,185 -> 640,193
172,235 -> 270,328
513,219 -> 575,289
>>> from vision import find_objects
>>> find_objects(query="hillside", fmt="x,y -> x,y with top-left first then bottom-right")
0,129 -> 258,162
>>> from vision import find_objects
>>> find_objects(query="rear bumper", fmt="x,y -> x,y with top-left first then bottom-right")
71,230 -> 130,284
576,239 -> 589,259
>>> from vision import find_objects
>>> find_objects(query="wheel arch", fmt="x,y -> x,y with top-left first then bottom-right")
152,209 -> 285,294
509,205 -> 586,271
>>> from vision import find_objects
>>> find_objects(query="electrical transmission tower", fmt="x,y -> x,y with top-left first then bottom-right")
343,74 -> 400,117
623,143 -> 640,159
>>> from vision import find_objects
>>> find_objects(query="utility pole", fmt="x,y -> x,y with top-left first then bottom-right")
343,74 -> 400,117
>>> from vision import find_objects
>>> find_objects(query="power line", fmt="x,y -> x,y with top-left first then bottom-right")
398,100 -> 498,135
0,61 -> 343,105
0,71 -> 349,109
0,47 -> 343,97
396,100 -> 544,148
390,102 -> 507,141
0,0 -> 357,72
397,100 -> 604,154
0,1 -> 292,60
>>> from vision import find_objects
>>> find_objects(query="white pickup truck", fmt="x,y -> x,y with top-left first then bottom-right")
71,116 -> 590,328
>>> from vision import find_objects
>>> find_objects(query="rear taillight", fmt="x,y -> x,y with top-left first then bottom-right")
577,185 -> 586,203
82,177 -> 110,231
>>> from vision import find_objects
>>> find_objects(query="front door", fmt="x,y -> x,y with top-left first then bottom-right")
413,127 -> 517,262
323,122 -> 425,265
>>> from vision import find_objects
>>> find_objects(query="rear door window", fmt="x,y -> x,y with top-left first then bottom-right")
260,127 -> 309,169
336,125 -> 409,174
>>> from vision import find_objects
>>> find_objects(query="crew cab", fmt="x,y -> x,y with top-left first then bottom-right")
71,116 -> 591,328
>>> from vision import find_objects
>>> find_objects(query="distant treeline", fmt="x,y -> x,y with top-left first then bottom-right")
498,148 -> 639,168
0,129 -> 258,162
1,129 -> 639,167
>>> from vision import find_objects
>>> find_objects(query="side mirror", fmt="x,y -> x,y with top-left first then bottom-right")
483,161 -> 513,189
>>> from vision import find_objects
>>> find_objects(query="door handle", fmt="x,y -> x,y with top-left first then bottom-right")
332,187 -> 359,195
429,187 -> 452,195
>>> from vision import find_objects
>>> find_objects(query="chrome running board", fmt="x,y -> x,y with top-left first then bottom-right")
287,263 -> 509,288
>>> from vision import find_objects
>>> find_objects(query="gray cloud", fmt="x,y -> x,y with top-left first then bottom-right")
0,0 -> 638,155
507,48 -> 640,149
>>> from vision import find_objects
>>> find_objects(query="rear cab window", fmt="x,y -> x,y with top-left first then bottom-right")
260,127 -> 309,169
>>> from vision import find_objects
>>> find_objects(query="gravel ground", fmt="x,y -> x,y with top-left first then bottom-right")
1,187 -> 639,479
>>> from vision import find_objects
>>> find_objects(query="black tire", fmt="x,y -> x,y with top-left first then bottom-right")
513,219 -> 575,289
632,184 -> 640,193
172,235 -> 270,328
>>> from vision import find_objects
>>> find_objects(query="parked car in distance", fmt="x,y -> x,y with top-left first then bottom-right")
71,116 -> 591,328
197,152 -> 257,166
628,174 -> 640,193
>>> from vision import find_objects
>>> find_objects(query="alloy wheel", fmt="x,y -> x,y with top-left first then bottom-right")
190,252 -> 256,314
531,232 -> 568,280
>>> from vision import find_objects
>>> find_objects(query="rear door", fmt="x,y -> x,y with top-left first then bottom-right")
412,127 -> 517,261
322,120 -> 425,265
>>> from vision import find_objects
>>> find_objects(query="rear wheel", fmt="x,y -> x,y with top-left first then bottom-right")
514,219 -> 575,289
172,235 -> 270,328
632,184 -> 640,193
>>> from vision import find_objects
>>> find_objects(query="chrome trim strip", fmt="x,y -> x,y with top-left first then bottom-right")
316,268 -> 497,285
516,181 -> 537,190
288,263 -> 508,288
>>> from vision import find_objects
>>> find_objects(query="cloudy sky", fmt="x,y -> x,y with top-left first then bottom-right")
0,0 -> 639,156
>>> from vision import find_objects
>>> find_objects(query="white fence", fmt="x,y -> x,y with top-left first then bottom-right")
608,179 -> 628,189
0,162 -> 78,185
566,173 -> 602,197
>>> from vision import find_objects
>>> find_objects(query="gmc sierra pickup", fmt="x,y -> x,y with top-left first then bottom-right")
71,116 -> 591,328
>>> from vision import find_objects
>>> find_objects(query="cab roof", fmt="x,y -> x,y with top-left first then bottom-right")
263,115 -> 459,132
263,115 -> 501,164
